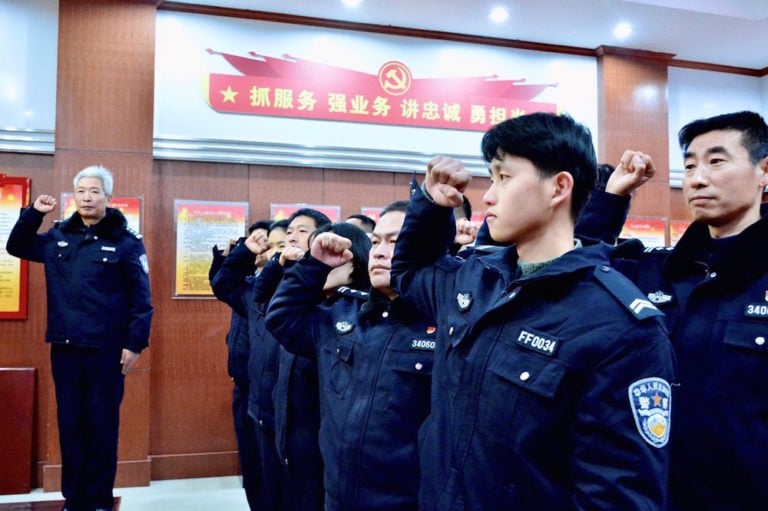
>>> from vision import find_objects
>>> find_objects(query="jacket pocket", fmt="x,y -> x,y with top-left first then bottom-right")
477,347 -> 567,446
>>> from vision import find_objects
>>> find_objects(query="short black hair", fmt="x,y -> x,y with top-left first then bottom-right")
268,218 -> 289,234
481,112 -> 597,219
311,222 -> 372,291
594,163 -> 615,192
678,111 -> 768,165
286,208 -> 332,229
248,219 -> 272,234
380,200 -> 409,219
346,214 -> 376,232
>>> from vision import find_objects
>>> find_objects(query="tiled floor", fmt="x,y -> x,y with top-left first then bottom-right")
0,476 -> 250,511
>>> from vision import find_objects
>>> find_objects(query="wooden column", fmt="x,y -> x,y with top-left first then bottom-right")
597,46 -> 673,219
45,0 -> 157,490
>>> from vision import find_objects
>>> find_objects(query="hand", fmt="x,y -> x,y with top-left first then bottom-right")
33,194 -> 57,214
121,349 -> 140,375
310,233 -> 353,268
454,217 -> 479,247
425,155 -> 472,207
605,150 -> 655,196
279,246 -> 305,266
243,230 -> 270,256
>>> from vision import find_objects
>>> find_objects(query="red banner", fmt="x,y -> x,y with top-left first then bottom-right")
206,52 -> 558,132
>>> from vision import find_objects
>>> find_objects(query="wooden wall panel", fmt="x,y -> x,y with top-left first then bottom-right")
147,160 -> 242,478
55,0 -> 156,154
598,48 -> 672,219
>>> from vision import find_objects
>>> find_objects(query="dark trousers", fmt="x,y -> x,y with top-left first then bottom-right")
232,382 -> 261,510
51,344 -> 124,511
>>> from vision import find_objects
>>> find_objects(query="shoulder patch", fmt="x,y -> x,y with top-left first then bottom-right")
139,254 -> 149,274
593,265 -> 663,320
336,286 -> 370,301
629,377 -> 672,448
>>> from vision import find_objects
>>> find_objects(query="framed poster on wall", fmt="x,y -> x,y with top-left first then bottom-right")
0,175 -> 31,319
174,199 -> 249,298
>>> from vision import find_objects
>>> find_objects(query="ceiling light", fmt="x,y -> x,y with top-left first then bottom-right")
489,7 -> 510,23
342,0 -> 363,7
613,22 -> 633,39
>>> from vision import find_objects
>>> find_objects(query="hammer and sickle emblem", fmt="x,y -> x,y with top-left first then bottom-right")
378,61 -> 412,96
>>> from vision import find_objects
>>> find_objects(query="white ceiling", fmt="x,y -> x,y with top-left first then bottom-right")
163,0 -> 768,70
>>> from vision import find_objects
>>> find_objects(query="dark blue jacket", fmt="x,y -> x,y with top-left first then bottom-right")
6,206 -> 153,353
612,216 -> 768,511
210,245 -> 279,429
391,185 -> 676,511
209,243 -> 251,385
251,254 -> 323,492
266,257 -> 435,511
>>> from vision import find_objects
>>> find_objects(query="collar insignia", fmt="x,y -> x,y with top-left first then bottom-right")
647,290 -> 673,305
456,292 -> 472,311
335,321 -> 354,334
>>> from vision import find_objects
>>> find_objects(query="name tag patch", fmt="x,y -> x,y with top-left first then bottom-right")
744,303 -> 768,318
410,339 -> 436,351
515,328 -> 560,357
101,245 -> 116,252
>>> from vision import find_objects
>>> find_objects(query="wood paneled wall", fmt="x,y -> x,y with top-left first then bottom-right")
0,2 -> 694,491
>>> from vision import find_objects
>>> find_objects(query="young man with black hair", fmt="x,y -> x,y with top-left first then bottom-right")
391,112 -> 676,510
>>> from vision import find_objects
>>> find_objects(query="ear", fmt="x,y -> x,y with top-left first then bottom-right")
757,156 -> 768,189
549,171 -> 574,210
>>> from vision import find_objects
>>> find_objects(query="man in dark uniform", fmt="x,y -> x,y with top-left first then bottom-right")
6,165 -> 153,511
266,201 -> 436,511
391,112 -> 676,510
212,208 -> 331,511
605,111 -> 768,511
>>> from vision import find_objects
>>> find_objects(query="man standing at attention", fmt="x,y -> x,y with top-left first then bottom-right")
6,165 -> 153,511
605,111 -> 768,510
391,112 -> 676,510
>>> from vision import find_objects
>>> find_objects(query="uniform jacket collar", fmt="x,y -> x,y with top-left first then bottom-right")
665,215 -> 768,286
58,207 -> 128,239
480,239 -> 613,286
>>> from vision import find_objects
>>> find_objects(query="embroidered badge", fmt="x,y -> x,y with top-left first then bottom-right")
139,254 -> 149,274
628,377 -> 671,448
515,327 -> 560,357
410,339 -> 436,351
744,303 -> 768,318
335,321 -> 353,334
456,292 -> 472,311
101,246 -> 116,252
57,241 -> 68,247
647,290 -> 673,305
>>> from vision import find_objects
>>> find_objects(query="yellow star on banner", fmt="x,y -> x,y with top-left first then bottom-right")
220,86 -> 238,103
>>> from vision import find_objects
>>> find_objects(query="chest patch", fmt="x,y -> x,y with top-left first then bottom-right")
744,303 -> 768,318
410,338 -> 436,351
647,290 -> 673,305
515,327 -> 560,357
101,245 -> 116,252
335,321 -> 354,334
628,377 -> 671,448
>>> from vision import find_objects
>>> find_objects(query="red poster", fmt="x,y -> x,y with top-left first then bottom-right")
0,175 -> 31,319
